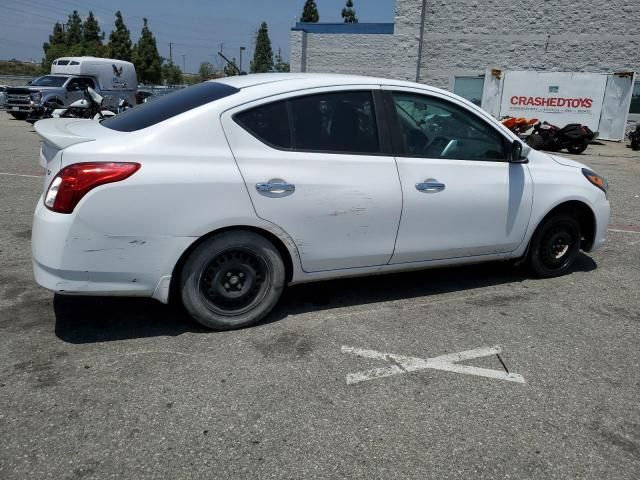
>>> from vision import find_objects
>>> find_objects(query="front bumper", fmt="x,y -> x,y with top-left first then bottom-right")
32,199 -> 195,303
5,103 -> 33,113
589,197 -> 610,252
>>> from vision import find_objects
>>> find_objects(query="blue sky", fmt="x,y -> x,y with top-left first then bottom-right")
0,0 -> 394,72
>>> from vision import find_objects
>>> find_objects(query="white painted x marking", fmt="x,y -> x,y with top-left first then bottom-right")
341,345 -> 525,385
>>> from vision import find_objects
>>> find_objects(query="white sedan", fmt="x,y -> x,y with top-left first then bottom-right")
32,74 -> 610,330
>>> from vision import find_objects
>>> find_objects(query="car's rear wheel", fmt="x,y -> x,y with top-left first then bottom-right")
566,141 -> 588,155
180,231 -> 285,330
527,215 -> 581,278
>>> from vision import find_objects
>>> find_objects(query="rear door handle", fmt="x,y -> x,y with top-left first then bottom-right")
256,179 -> 295,197
415,179 -> 445,193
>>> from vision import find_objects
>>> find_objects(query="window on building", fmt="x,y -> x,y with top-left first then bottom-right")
390,91 -> 507,161
289,91 -> 379,154
453,77 -> 485,106
630,82 -> 640,114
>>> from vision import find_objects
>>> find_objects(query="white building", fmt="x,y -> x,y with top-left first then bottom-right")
290,0 -> 640,121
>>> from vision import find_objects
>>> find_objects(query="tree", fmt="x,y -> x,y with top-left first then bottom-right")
162,60 -> 183,85
82,11 -> 103,56
274,48 -> 290,73
66,10 -> 83,46
250,22 -> 274,73
198,62 -> 215,81
342,0 -> 358,23
42,22 -> 68,71
300,0 -> 320,22
223,57 -> 240,76
108,11 -> 133,61
134,18 -> 162,84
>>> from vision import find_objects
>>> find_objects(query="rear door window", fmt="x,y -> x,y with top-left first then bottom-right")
234,90 -> 380,155
290,91 -> 379,154
235,101 -> 291,149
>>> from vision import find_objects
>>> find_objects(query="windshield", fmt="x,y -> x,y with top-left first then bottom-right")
30,76 -> 68,87
102,81 -> 239,132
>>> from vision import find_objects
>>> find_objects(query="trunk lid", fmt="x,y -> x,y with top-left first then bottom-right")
35,118 -> 126,193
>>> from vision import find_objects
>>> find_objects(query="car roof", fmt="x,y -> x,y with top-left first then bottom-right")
211,73 -> 438,93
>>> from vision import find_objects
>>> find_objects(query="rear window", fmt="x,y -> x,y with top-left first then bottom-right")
102,81 -> 239,132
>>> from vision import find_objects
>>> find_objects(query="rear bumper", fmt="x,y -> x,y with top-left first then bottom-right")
31,199 -> 194,303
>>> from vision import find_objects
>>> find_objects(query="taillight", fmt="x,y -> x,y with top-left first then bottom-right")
44,162 -> 140,214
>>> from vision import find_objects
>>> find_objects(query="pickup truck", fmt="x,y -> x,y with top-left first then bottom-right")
5,75 -> 97,120
4,56 -> 137,120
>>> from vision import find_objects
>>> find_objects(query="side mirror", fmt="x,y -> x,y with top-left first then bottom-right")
509,139 -> 529,163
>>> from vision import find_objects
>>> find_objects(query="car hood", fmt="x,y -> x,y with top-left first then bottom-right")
7,86 -> 60,94
548,154 -> 589,170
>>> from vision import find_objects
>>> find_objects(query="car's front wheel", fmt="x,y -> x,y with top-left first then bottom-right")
180,231 -> 285,330
527,215 -> 581,278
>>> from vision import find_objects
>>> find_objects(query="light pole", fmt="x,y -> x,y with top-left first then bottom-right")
239,46 -> 246,74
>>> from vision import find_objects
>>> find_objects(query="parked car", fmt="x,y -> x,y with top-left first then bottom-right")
4,56 -> 137,120
135,90 -> 153,104
32,74 -> 610,330
0,85 -> 7,109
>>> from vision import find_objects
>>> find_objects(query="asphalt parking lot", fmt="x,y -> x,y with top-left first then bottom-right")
0,110 -> 639,479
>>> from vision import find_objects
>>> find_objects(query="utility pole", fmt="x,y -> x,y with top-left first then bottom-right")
239,46 -> 246,73
181,54 -> 187,73
169,42 -> 173,63
217,43 -> 224,69
415,0 -> 427,82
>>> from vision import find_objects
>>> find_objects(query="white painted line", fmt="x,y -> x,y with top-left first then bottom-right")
0,172 -> 43,179
342,345 -> 525,385
608,228 -> 640,235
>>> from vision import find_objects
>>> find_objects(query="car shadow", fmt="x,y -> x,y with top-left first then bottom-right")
54,254 -> 597,344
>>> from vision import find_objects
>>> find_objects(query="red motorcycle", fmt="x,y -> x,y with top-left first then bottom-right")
526,121 -> 596,155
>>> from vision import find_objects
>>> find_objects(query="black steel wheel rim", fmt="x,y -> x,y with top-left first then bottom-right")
198,248 -> 270,316
540,227 -> 574,270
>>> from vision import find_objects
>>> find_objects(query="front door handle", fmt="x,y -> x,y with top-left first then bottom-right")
256,179 -> 295,197
415,179 -> 446,193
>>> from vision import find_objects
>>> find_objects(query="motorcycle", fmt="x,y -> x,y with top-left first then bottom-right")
501,117 -> 538,138
51,86 -> 116,120
26,87 -> 117,123
116,97 -> 134,114
526,121 -> 596,155
629,123 -> 640,151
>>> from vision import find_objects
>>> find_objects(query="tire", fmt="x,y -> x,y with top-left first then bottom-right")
10,112 -> 28,120
566,141 -> 588,155
527,215 -> 581,278
526,133 -> 544,150
180,231 -> 285,330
